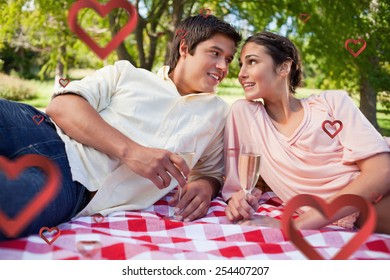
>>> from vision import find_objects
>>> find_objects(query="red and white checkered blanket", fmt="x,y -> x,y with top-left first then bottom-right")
1,192 -> 389,260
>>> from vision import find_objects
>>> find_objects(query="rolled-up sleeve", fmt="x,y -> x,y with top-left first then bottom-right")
323,90 -> 390,163
53,60 -> 135,112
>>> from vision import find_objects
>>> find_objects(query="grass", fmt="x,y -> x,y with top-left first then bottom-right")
2,73 -> 388,136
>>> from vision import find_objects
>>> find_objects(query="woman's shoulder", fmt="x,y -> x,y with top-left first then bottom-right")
305,90 -> 352,111
230,98 -> 264,113
306,90 -> 349,101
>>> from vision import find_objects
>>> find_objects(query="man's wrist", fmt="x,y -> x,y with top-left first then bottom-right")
195,176 -> 221,199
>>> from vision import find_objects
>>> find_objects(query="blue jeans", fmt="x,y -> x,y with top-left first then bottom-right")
0,99 -> 89,241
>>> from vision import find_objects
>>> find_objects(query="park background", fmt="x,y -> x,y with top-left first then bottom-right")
0,0 -> 389,135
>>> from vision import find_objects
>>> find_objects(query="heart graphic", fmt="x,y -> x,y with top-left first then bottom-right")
59,78 -> 70,88
345,38 -> 366,58
32,115 -> 44,125
299,13 -> 311,23
0,155 -> 61,238
39,226 -> 60,245
322,120 -> 343,139
68,0 -> 138,60
281,194 -> 376,260
199,8 -> 212,18
92,213 -> 104,223
76,240 -> 101,257
175,29 -> 188,39
370,192 -> 383,204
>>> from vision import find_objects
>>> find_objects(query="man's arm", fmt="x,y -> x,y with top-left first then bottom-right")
46,94 -> 189,189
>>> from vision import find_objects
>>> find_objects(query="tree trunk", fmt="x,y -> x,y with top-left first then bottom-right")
360,75 -> 380,132
164,0 -> 187,64
109,11 -> 137,66
54,45 -> 66,91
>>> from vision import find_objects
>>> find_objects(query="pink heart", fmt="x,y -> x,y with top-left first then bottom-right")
299,13 -> 311,23
0,155 -> 61,238
345,38 -> 366,58
77,240 -> 101,257
199,8 -> 212,18
322,120 -> 343,139
175,29 -> 188,39
59,78 -> 70,88
68,0 -> 138,60
281,194 -> 376,260
92,213 -> 104,223
32,115 -> 44,125
39,226 -> 61,245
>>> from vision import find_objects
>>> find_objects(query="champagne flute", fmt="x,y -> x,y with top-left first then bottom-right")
170,135 -> 196,219
238,143 -> 261,202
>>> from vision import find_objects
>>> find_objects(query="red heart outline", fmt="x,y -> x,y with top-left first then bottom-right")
175,29 -> 188,39
0,155 -> 61,238
199,8 -> 212,18
299,13 -> 311,23
32,115 -> 44,125
370,192 -> 383,204
322,120 -> 343,139
68,0 -> 138,60
59,78 -> 70,88
281,194 -> 376,260
76,240 -> 101,257
39,226 -> 60,245
345,38 -> 366,58
92,213 -> 104,223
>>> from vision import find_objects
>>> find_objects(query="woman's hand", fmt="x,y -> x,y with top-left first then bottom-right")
225,188 -> 262,222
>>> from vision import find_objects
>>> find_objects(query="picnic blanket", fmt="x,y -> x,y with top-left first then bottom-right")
1,191 -> 389,260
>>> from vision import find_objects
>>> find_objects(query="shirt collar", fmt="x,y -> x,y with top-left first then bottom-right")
157,65 -> 214,97
157,66 -> 171,81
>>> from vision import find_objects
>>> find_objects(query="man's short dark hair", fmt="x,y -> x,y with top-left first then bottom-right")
168,15 -> 241,73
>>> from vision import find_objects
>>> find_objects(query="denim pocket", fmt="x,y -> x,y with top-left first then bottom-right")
12,139 -> 67,160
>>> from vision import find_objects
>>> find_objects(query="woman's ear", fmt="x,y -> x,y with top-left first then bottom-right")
278,59 -> 293,77
179,39 -> 189,58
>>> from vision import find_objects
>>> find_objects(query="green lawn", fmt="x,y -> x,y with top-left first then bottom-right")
11,74 -> 389,136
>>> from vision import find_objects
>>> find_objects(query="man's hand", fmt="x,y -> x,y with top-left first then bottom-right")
168,178 -> 216,222
225,188 -> 262,222
47,94 -> 189,190
121,145 -> 189,189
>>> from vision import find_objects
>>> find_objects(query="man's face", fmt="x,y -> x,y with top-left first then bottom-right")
173,34 -> 236,95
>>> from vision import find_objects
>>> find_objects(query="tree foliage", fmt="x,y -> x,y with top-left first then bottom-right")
0,0 -> 388,127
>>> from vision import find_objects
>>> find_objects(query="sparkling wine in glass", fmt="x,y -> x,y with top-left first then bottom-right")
169,135 -> 197,219
238,143 -> 261,199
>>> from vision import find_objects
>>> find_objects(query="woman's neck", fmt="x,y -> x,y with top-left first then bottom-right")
264,93 -> 302,124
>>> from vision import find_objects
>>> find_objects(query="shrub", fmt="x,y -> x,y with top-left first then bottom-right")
0,73 -> 36,100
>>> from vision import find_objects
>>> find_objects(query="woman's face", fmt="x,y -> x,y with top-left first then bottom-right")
238,43 -> 280,101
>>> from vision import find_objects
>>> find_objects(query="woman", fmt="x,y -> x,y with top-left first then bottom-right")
222,31 -> 390,233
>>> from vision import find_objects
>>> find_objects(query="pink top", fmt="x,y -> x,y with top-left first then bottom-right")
222,90 -> 390,204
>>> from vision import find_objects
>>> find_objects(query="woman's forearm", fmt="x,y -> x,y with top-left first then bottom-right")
295,152 -> 390,230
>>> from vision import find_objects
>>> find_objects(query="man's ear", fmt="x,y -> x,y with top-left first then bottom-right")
179,39 -> 189,58
278,59 -> 292,77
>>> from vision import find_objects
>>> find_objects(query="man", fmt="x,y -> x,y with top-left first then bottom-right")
0,14 -> 241,240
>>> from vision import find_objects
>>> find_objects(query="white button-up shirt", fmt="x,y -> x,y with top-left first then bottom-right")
52,60 -> 229,216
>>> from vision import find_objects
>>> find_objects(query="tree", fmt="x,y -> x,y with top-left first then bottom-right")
287,0 -> 389,130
